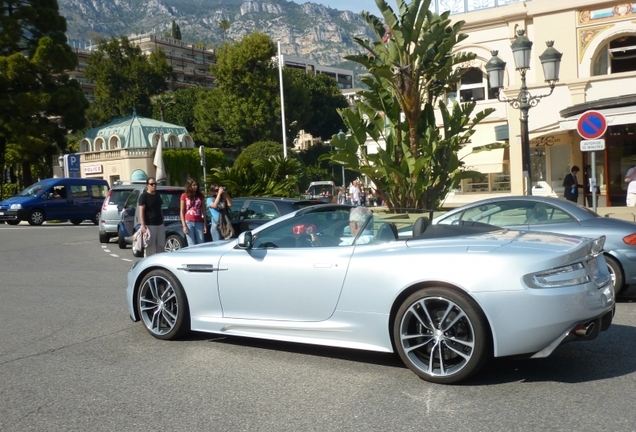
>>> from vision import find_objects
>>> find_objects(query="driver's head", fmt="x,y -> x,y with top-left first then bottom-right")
349,206 -> 372,236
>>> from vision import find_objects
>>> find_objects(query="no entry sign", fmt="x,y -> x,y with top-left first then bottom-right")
577,110 -> 607,140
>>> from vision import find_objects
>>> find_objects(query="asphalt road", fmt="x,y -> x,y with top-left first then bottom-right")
1,222 -> 636,431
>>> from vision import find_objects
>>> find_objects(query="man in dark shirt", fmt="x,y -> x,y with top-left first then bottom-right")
563,166 -> 581,203
138,177 -> 165,256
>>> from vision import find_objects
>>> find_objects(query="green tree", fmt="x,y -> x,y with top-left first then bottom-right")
0,0 -> 89,187
323,0 -> 493,211
302,73 -> 348,140
210,155 -> 303,197
219,19 -> 230,42
171,20 -> 182,40
211,32 -> 281,147
84,36 -> 174,125
193,88 -> 224,147
234,141 -> 283,168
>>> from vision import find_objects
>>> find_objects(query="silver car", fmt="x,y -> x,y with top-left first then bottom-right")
431,196 -> 636,295
98,184 -> 145,243
126,204 -> 614,384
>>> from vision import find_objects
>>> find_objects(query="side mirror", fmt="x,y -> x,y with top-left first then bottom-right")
237,231 -> 253,249
48,193 -> 54,200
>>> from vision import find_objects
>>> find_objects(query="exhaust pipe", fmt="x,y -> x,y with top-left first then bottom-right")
574,322 -> 595,337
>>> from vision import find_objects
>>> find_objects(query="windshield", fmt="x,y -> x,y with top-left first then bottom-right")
306,184 -> 334,197
18,181 -> 50,197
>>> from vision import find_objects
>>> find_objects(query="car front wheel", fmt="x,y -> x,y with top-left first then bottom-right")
137,269 -> 190,340
28,210 -> 45,226
393,287 -> 490,384
165,234 -> 185,252
605,255 -> 625,296
118,230 -> 126,249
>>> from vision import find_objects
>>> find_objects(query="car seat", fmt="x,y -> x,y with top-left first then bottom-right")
412,216 -> 431,236
376,222 -> 398,241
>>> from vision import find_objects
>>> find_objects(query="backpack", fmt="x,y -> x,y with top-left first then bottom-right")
218,209 -> 235,239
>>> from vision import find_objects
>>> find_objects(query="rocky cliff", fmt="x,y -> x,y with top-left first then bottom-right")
59,0 -> 376,68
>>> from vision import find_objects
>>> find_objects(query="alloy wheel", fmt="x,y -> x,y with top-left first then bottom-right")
139,274 -> 180,337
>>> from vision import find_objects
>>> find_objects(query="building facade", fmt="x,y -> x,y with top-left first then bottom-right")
77,112 -> 195,186
437,0 -> 636,207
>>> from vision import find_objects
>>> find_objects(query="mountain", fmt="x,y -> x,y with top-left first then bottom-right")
59,0 -> 376,70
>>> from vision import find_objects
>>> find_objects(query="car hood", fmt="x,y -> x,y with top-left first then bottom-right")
0,196 -> 31,208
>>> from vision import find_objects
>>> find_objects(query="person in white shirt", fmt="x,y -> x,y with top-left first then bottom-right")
349,180 -> 361,206
625,165 -> 636,207
340,206 -> 374,246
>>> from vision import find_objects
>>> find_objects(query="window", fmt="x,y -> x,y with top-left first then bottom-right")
593,35 -> 636,76
92,185 -> 108,199
447,68 -> 498,103
70,185 -> 89,198
461,168 -> 511,193
245,201 -> 279,220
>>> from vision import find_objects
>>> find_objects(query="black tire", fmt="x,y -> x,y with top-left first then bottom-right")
137,269 -> 190,340
70,219 -> 83,225
28,210 -> 45,226
605,255 -> 625,296
165,234 -> 186,252
92,211 -> 100,225
6,220 -> 20,226
99,232 -> 110,243
118,230 -> 127,249
393,287 -> 491,384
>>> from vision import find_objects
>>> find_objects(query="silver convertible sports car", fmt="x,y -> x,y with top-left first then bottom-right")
126,205 -> 615,384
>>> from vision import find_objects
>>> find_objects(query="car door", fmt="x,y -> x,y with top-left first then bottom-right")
41,184 -> 69,220
217,209 -> 354,322
68,183 -> 93,220
122,189 -> 141,235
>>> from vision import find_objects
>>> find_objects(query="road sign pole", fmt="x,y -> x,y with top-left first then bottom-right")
591,152 -> 598,213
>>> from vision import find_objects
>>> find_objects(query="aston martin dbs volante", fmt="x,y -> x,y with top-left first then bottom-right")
126,204 -> 615,384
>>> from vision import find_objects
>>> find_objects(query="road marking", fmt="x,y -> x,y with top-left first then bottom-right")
122,258 -> 133,262
104,249 -> 111,253
110,254 -> 119,258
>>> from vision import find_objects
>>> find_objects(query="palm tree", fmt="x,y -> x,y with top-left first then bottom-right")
219,19 -> 231,42
151,93 -> 175,122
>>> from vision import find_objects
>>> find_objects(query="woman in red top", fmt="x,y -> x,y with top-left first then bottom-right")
179,178 -> 207,246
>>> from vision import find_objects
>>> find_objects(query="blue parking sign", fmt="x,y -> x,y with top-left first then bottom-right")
64,154 -> 81,178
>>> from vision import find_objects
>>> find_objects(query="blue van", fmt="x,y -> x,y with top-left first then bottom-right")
0,178 -> 109,226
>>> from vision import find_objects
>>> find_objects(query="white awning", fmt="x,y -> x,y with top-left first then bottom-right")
560,106 -> 636,130
459,147 -> 505,174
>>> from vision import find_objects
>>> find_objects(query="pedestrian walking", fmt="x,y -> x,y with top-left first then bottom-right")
180,178 -> 207,246
138,177 -> 165,256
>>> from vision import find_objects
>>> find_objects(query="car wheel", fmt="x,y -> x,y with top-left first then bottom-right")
137,269 -> 190,340
605,255 -> 625,296
99,232 -> 110,243
28,210 -> 45,226
393,287 -> 490,384
118,230 -> 126,249
165,234 -> 185,252
70,219 -> 83,225
6,220 -> 20,226
92,211 -> 100,225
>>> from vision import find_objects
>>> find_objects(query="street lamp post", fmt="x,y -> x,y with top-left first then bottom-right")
485,30 -> 562,196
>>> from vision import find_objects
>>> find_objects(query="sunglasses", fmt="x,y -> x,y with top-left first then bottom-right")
148,183 -> 157,186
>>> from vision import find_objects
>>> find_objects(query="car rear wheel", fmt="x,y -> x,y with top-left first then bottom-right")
605,255 -> 625,296
70,219 -> 83,225
92,211 -> 100,225
393,287 -> 490,384
99,232 -> 110,243
137,269 -> 190,340
118,230 -> 126,249
6,220 -> 20,225
28,210 -> 45,226
165,234 -> 185,252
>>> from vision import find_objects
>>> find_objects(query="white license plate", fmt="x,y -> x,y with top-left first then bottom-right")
164,216 -> 180,221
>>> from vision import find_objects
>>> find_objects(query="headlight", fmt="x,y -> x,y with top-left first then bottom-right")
10,204 -> 22,210
524,262 -> 590,288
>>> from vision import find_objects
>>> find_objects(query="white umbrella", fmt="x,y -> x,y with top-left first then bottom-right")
154,132 -> 166,182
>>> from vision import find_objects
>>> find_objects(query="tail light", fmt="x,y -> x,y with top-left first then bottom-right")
102,190 -> 112,211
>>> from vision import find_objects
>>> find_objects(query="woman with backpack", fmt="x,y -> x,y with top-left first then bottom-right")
207,183 -> 233,241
